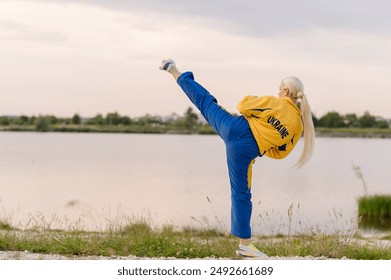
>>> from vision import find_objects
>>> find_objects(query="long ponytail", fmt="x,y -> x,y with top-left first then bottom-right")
282,77 -> 315,168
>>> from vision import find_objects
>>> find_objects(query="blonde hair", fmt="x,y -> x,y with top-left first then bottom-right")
281,76 -> 315,168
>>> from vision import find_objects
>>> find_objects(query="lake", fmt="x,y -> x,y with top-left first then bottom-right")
0,132 -> 390,235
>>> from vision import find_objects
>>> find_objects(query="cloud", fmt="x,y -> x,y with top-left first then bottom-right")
33,0 -> 391,36
0,0 -> 390,118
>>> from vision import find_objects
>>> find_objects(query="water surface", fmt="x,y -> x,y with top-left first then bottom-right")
0,132 -> 390,235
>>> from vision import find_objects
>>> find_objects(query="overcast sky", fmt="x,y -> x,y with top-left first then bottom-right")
0,0 -> 390,118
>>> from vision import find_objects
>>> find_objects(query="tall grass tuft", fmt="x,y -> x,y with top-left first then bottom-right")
0,220 -> 14,231
353,164 -> 391,229
358,195 -> 391,218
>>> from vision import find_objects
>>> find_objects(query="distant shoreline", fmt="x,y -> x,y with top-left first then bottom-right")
1,126 -> 391,138
315,127 -> 391,138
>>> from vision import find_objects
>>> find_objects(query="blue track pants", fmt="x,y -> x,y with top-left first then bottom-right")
177,72 -> 260,239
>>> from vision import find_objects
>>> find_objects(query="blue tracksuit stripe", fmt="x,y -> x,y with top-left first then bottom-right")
177,72 -> 260,239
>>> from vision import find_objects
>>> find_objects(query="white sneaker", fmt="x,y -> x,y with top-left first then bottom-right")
159,59 -> 176,72
236,242 -> 268,258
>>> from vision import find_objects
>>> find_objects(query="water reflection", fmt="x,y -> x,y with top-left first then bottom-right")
359,216 -> 391,231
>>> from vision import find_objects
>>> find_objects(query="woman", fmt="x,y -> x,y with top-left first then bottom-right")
159,59 -> 315,257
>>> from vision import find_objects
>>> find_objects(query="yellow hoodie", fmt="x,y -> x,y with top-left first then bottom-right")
237,95 -> 303,159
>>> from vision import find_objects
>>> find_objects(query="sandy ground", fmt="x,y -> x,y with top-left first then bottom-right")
0,250 -> 348,260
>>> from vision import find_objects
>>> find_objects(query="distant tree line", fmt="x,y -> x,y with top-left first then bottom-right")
0,108 -> 389,133
313,111 -> 389,129
0,107 -> 204,133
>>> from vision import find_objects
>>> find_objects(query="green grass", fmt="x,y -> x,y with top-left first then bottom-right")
0,223 -> 236,258
1,220 -> 390,259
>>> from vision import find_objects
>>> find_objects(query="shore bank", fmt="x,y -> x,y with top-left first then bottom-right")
1,126 -> 391,138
